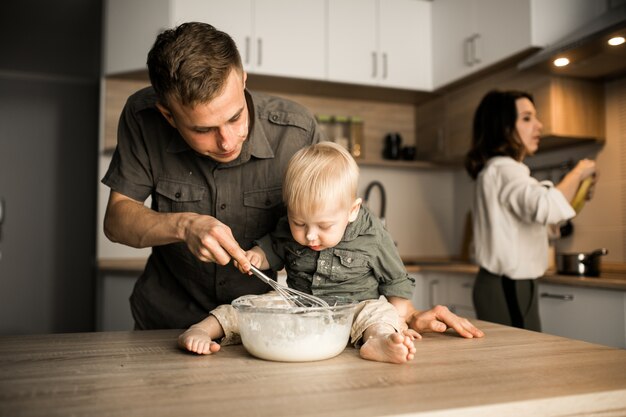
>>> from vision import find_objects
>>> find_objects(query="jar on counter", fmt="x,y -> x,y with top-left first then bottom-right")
349,116 -> 364,159
333,115 -> 350,152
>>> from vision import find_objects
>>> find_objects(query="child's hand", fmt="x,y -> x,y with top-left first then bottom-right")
233,246 -> 269,273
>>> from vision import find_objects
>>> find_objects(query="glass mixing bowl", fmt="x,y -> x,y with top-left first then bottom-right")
232,293 -> 357,362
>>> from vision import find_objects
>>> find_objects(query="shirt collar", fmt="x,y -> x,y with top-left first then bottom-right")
341,206 -> 370,242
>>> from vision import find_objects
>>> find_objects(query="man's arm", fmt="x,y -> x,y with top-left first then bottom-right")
103,190 -> 249,266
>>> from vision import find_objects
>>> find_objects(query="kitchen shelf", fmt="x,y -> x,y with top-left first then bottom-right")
356,159 -> 448,170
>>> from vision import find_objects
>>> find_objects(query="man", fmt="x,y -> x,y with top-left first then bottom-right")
102,22 -> 483,340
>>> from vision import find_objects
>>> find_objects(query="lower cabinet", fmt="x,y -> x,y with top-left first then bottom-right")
410,272 -> 476,318
539,283 -> 626,349
97,271 -> 139,331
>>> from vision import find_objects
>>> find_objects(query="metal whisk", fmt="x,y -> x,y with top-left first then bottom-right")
248,265 -> 329,308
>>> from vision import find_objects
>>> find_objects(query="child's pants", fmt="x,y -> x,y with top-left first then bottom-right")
211,293 -> 407,347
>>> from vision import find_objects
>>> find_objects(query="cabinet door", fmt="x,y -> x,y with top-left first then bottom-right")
432,0 -> 532,88
412,273 -> 445,309
472,0 -> 530,71
379,0 -> 432,90
539,283 -> 626,349
424,274 -> 447,308
431,0 -> 473,88
254,0 -> 326,80
104,0 -> 170,75
447,274 -> 475,311
328,0 -> 378,85
175,0 -> 254,68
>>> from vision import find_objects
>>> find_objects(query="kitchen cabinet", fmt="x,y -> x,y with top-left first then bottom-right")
104,0 -> 326,80
539,282 -> 626,349
239,0 -> 325,80
328,0 -> 432,91
411,271 -> 476,318
97,270 -> 138,331
431,0 -> 604,89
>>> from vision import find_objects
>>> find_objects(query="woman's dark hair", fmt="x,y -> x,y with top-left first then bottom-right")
464,90 -> 534,179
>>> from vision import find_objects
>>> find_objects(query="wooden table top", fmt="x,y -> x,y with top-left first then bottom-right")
1,321 -> 625,417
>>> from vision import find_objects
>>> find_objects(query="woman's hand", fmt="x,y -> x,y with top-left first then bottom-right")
407,305 -> 485,339
556,159 -> 597,202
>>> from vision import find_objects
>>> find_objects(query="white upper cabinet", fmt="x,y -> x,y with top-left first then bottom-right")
328,0 -> 432,91
104,0 -> 169,75
252,0 -> 326,80
432,0 -> 605,89
104,0 -> 326,80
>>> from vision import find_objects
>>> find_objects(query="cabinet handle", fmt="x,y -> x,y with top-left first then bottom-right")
382,52 -> 388,79
540,292 -> 574,301
429,279 -> 439,308
371,51 -> 377,78
471,33 -> 481,65
464,37 -> 473,66
245,36 -> 250,65
257,38 -> 262,67
462,282 -> 473,289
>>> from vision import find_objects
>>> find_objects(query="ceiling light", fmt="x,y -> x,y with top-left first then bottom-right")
553,57 -> 570,67
608,36 -> 625,46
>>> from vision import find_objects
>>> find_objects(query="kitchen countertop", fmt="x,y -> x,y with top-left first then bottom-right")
98,257 -> 626,291
1,322 -> 625,417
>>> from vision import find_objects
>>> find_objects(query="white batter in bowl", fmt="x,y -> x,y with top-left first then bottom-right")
232,294 -> 357,362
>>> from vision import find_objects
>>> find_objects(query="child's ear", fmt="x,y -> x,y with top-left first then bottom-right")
348,198 -> 362,222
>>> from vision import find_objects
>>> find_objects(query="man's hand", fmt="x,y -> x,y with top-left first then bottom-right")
234,246 -> 270,274
183,213 -> 248,267
407,305 -> 484,339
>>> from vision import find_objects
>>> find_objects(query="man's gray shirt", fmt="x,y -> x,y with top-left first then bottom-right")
102,86 -> 323,329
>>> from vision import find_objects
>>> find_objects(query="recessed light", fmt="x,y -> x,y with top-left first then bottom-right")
553,57 -> 570,67
608,36 -> 625,46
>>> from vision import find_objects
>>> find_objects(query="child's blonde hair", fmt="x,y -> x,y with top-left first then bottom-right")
283,141 -> 359,216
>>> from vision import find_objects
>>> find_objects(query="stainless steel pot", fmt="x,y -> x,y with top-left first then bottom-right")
556,248 -> 608,277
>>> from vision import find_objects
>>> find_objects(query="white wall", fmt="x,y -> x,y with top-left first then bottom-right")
359,167 -> 456,259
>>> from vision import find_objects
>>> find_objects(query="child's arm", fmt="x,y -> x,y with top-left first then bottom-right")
387,296 -> 419,325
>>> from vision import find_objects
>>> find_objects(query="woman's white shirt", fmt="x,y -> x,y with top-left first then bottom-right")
473,156 -> 575,279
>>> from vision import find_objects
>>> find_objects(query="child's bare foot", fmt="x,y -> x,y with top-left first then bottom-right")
360,331 -> 418,364
178,327 -> 221,355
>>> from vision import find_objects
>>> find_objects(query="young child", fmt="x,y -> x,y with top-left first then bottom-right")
179,141 -> 420,364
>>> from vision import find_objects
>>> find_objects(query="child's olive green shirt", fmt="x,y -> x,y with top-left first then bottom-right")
256,206 -> 415,302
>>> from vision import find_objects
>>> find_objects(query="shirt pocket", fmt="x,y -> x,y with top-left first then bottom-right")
243,186 -> 283,239
331,249 -> 370,282
283,245 -> 317,274
155,179 -> 208,213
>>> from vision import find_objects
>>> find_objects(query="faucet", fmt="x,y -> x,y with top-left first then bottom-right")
363,181 -> 386,227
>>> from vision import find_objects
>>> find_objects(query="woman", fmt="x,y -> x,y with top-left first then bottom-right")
465,90 -> 596,331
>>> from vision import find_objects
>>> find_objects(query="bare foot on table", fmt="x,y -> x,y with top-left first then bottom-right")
360,331 -> 418,364
178,328 -> 221,355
